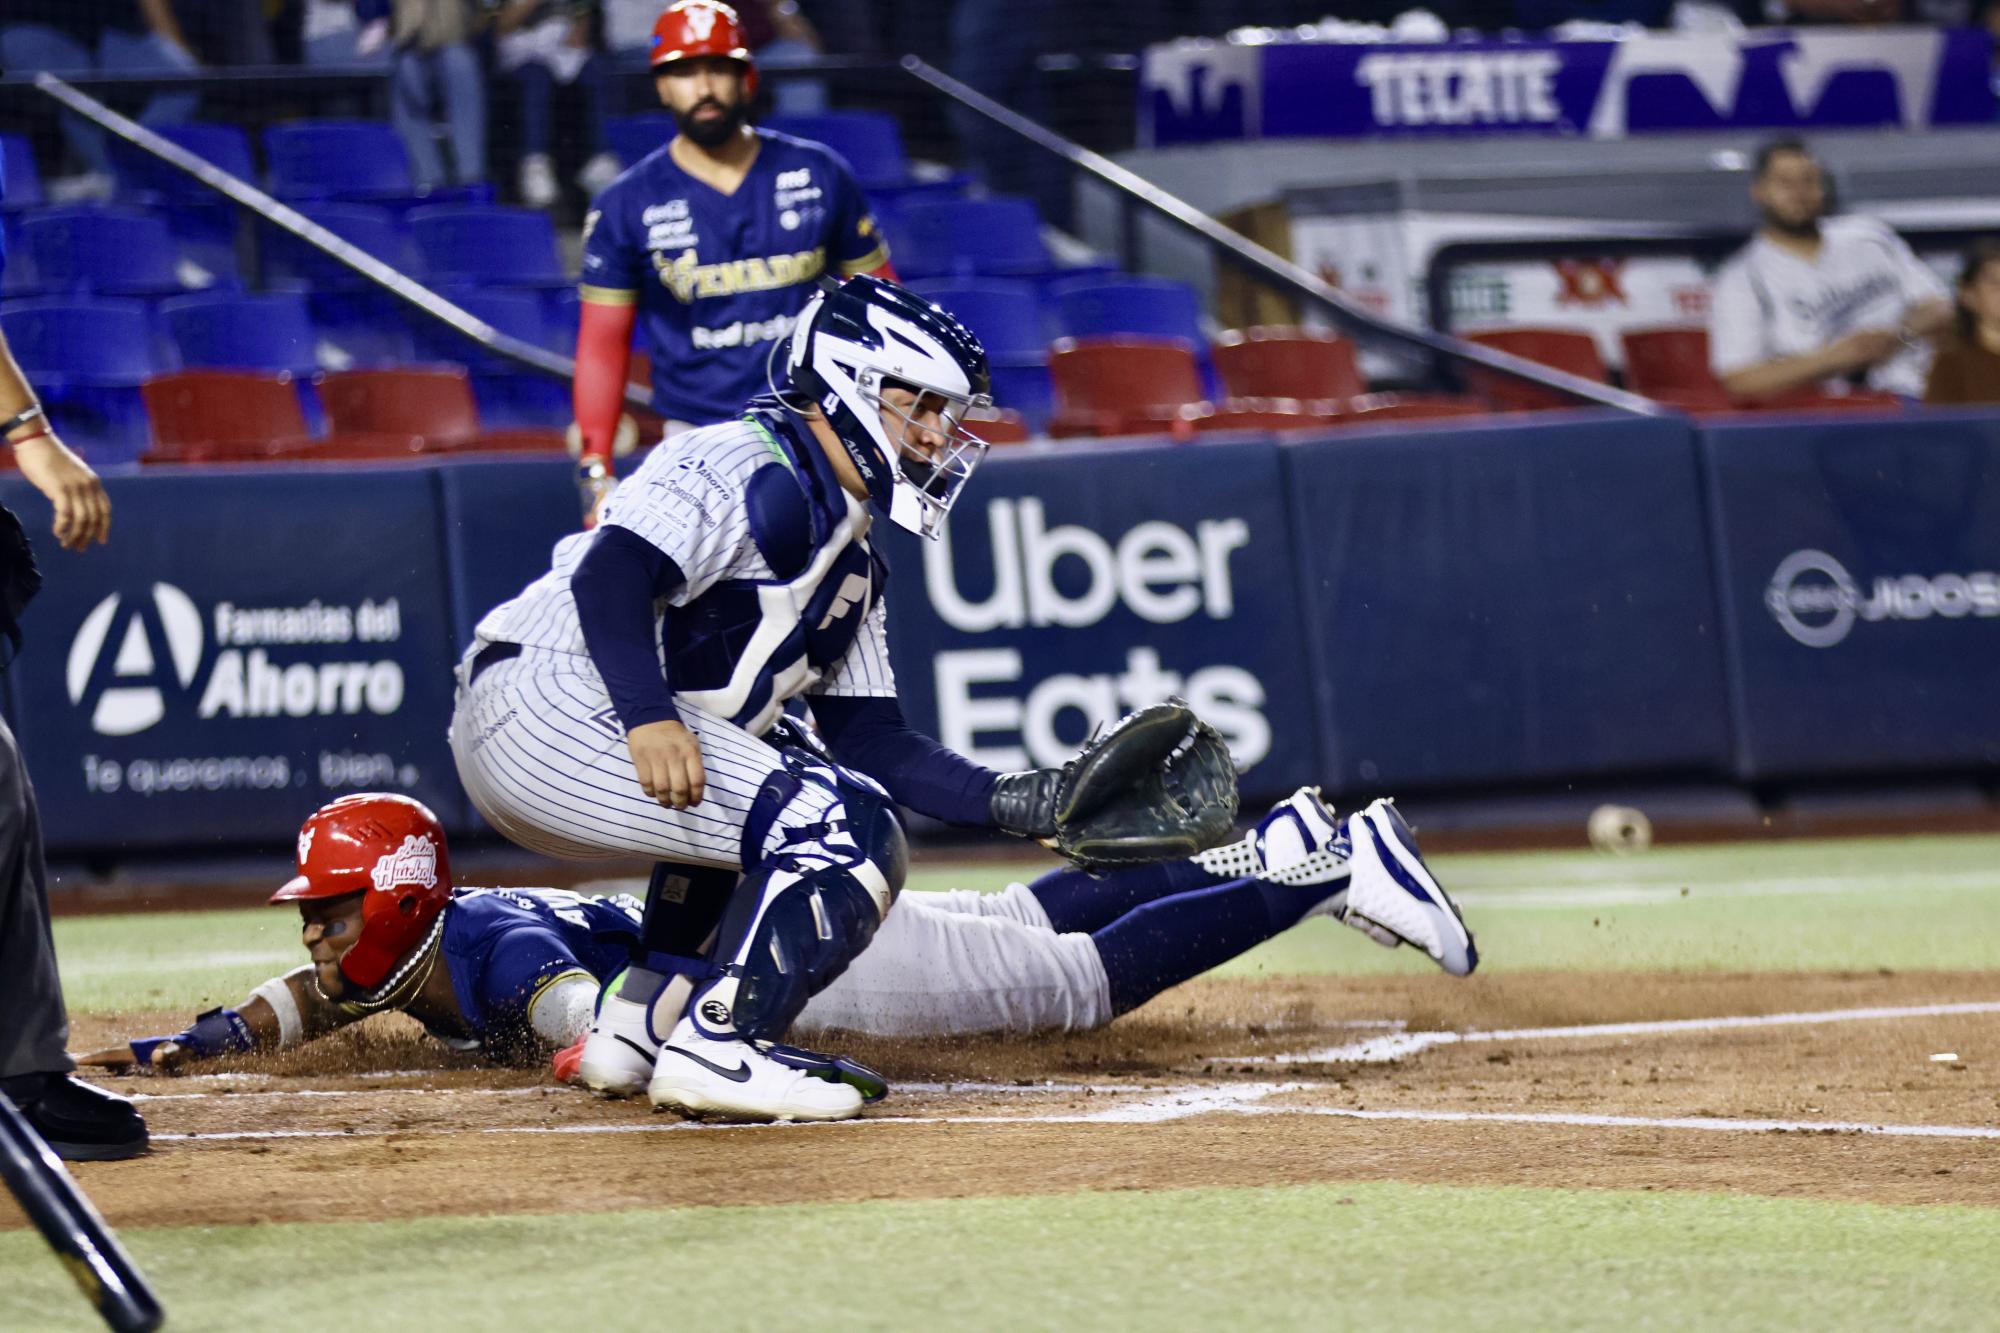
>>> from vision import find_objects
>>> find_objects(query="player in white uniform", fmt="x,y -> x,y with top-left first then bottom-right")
452,276 -> 1112,1122
1709,139 -> 1951,401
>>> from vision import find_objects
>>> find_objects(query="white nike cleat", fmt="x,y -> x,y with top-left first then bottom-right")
576,991 -> 660,1098
648,1017 -> 865,1123
1342,798 -> 1478,977
1196,786 -> 1352,893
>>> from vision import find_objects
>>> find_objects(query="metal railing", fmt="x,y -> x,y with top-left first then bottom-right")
899,55 -> 1665,416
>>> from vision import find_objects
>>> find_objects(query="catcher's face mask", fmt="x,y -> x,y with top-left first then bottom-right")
868,377 -> 989,539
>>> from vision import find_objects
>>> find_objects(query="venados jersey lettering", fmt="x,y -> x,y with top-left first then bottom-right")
653,247 -> 828,304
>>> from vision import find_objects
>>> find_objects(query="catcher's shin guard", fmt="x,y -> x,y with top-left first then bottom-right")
688,768 -> 907,1041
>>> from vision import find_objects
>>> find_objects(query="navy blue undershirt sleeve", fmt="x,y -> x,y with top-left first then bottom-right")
572,526 -> 686,733
810,695 -> 1002,827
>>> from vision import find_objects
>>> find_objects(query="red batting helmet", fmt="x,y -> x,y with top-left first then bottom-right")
651,1 -> 758,97
269,793 -> 452,990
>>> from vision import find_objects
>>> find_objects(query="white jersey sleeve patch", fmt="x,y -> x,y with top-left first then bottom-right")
602,426 -> 771,600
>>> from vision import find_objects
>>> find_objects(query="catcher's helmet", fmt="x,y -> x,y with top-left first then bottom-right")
784,275 -> 993,540
651,1 -> 758,98
270,793 -> 452,990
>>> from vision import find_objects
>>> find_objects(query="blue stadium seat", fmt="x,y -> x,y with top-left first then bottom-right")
107,124 -> 256,290
265,120 -> 413,199
411,286 -> 569,429
0,298 -> 160,462
408,205 -> 566,287
162,290 -> 326,434
23,205 -> 220,297
547,287 -> 581,356
762,111 -> 909,189
261,203 -> 420,292
988,361 -> 1054,435
0,135 -> 45,209
908,279 -> 1046,361
108,122 -> 256,201
307,291 -> 416,368
409,286 -> 548,368
0,215 -> 40,300
1048,275 -> 1206,344
163,291 -> 317,374
1048,276 -> 1218,397
885,198 -> 1050,280
606,114 -> 677,169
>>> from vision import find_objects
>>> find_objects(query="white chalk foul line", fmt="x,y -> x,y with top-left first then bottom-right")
148,1094 -> 2000,1144
1238,999 -> 2000,1065
127,1079 -> 1148,1104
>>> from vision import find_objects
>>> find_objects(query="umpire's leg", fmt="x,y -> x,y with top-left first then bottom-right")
0,715 -> 146,1160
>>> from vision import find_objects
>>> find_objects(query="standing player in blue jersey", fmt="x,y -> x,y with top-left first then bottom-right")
571,0 -> 893,516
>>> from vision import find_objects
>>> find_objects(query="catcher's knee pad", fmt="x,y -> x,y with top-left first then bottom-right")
694,761 -> 906,1041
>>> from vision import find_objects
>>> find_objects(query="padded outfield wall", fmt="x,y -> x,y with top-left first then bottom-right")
6,408 -> 1997,853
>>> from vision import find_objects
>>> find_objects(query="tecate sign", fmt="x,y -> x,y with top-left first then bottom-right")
1764,549 -> 2000,648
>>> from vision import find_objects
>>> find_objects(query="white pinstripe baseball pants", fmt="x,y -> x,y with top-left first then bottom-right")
448,646 -> 836,869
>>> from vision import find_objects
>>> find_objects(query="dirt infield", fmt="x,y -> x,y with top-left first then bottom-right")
7,969 -> 1998,1233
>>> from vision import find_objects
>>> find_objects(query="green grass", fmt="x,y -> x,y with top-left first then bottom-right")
56,833 -> 2000,1014
8,1180 -> 2000,1332
22,834 -> 2000,1330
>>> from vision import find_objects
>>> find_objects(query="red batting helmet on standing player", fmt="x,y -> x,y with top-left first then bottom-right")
651,1 -> 759,98
269,793 -> 452,990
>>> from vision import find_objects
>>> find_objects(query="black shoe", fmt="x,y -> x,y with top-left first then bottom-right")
1,1072 -> 149,1161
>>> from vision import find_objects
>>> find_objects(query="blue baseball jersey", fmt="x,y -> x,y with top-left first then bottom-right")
579,129 -> 889,426
439,887 -> 643,1045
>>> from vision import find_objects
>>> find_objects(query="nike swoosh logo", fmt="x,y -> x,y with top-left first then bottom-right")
666,1046 -> 753,1083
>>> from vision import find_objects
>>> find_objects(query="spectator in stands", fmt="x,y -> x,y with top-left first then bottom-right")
496,0 -> 622,207
170,0 -> 279,64
1924,241 -> 2000,405
384,0 -> 488,190
1709,139 -> 1951,402
0,1 -> 199,198
297,0 -> 394,64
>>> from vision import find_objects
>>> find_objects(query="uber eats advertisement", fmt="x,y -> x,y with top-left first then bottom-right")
2,469 -> 465,848
881,440 -> 1318,802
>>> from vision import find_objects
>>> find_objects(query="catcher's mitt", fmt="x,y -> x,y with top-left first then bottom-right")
990,698 -> 1241,871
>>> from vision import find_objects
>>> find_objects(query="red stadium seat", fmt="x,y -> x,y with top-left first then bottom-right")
1211,326 -> 1365,401
1047,337 -> 1207,438
1621,326 -> 1726,405
966,407 -> 1031,445
1462,328 -> 1608,411
142,370 -> 317,462
144,370 -> 424,464
1339,393 -> 1496,425
1620,329 -> 1904,415
278,433 -> 432,462
318,367 -> 479,445
1183,398 -> 1337,433
1752,389 -> 1906,414
317,367 -> 567,454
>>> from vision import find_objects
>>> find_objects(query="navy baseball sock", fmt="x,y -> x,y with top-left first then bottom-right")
1092,876 -> 1320,1016
1026,859 -> 1229,935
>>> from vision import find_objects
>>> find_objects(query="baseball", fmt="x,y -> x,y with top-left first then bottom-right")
1588,804 -> 1653,855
